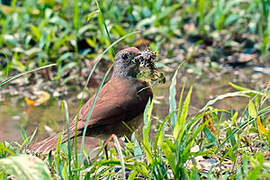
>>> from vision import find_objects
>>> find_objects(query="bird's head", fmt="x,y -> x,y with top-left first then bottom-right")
113,47 -> 159,80
113,47 -> 142,78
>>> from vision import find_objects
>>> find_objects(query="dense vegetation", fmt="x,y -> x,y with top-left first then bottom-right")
0,0 -> 269,76
0,0 -> 269,179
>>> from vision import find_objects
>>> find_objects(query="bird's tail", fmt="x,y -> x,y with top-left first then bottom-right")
28,127 -> 81,154
28,120 -> 86,153
28,132 -> 63,153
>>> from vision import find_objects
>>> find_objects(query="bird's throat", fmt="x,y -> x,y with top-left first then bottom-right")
112,64 -> 140,78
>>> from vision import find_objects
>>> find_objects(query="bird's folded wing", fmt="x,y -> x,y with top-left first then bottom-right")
78,94 -> 136,128
76,79 -> 145,130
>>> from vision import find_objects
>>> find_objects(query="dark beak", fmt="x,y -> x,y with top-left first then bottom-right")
133,52 -> 142,64
134,52 -> 141,57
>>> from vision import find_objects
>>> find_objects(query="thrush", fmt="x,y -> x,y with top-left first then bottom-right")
29,47 -> 153,153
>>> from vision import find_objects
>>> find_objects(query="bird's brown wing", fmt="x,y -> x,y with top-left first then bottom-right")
74,77 -> 151,132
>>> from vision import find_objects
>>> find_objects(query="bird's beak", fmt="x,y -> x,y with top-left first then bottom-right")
135,52 -> 141,58
132,53 -> 142,64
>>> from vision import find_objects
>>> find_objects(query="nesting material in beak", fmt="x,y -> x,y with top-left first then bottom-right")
134,49 -> 166,84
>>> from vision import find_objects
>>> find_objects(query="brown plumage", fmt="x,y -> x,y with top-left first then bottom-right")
29,47 -> 153,153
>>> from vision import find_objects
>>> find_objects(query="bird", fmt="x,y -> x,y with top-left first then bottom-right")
29,47 -> 153,153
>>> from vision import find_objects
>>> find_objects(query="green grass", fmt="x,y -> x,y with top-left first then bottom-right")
0,0 -> 269,79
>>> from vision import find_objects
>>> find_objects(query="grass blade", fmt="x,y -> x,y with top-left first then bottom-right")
154,113 -> 171,150
143,99 -> 154,164
200,91 -> 258,112
0,64 -> 56,86
174,87 -> 193,141
169,67 -> 179,128
95,0 -> 115,55
62,100 -> 72,178
112,135 -> 125,179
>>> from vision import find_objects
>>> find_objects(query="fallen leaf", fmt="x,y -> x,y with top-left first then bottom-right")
257,116 -> 269,135
25,91 -> 50,106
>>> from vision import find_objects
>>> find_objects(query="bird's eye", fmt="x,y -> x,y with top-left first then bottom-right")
122,53 -> 129,60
